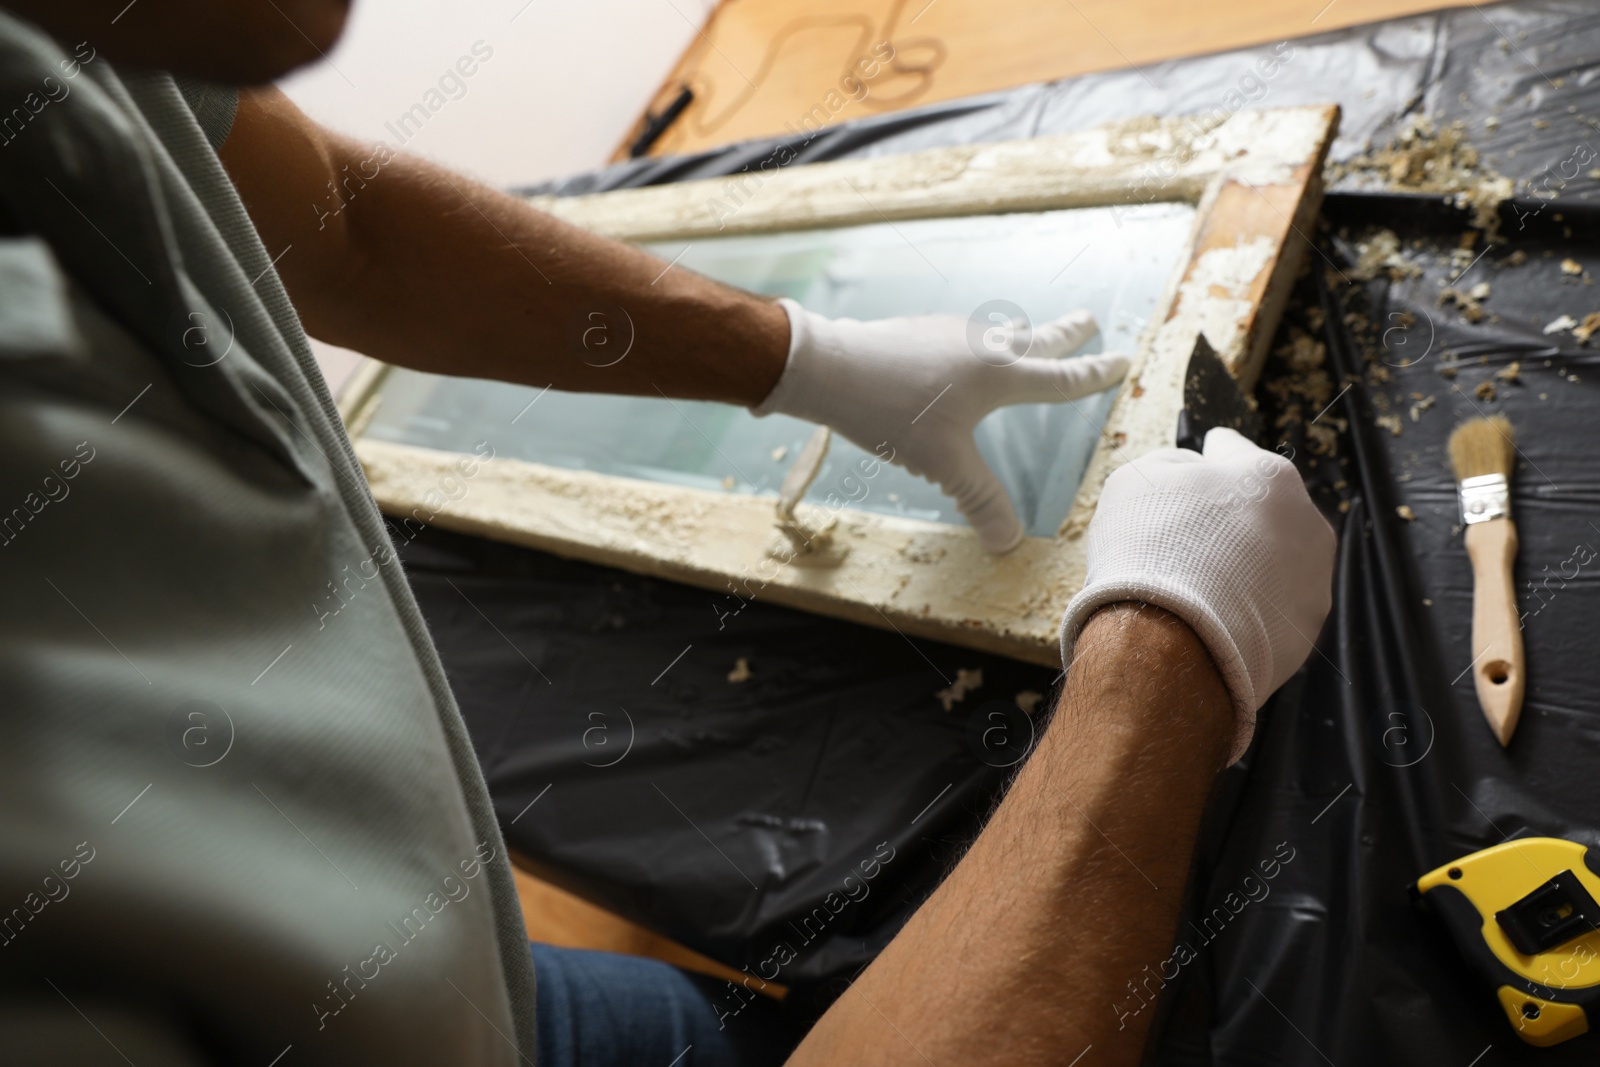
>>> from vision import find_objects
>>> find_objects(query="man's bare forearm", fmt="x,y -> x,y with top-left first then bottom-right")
789,603 -> 1233,1066
218,89 -> 790,406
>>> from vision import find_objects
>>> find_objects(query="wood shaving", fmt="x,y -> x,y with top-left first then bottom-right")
727,657 -> 752,683
936,668 -> 983,712
1468,281 -> 1491,301
770,445 -> 788,462
1496,361 -> 1520,383
1409,395 -> 1436,421
1396,505 -> 1417,522
1475,380 -> 1497,401
1545,314 -> 1578,335
1576,313 -> 1600,345
1376,413 -> 1404,436
1562,258 -> 1584,275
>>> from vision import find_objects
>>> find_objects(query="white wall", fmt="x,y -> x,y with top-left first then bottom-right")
279,0 -> 712,189
276,0 -> 712,391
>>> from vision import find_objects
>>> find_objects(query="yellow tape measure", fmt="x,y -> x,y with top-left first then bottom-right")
1417,838 -> 1600,1047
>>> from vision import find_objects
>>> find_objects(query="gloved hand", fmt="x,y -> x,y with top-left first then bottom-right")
754,298 -> 1130,553
1058,427 -> 1337,764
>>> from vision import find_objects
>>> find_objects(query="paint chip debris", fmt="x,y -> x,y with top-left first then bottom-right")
727,657 -> 752,684
1349,228 -> 1421,281
1329,116 -> 1512,235
936,668 -> 984,712
1438,287 -> 1485,322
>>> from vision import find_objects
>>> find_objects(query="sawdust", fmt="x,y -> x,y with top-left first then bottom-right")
727,657 -> 752,683
1562,258 -> 1584,276
1376,413 -> 1404,436
1475,380 -> 1497,401
1496,361 -> 1521,383
1397,505 -> 1417,522
1330,116 -> 1513,237
1409,395 -> 1436,421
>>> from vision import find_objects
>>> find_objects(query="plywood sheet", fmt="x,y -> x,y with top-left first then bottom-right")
619,0 -> 1454,158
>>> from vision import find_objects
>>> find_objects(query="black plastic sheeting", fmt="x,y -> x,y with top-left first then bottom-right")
400,527 -> 1054,1023
402,2 -> 1600,1058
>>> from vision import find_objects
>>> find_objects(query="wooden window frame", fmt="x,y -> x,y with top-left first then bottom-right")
342,105 -> 1338,667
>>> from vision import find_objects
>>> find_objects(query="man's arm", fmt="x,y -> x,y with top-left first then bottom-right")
217,88 -> 1131,549
793,427 -> 1338,1063
789,603 -> 1233,1066
217,88 -> 791,405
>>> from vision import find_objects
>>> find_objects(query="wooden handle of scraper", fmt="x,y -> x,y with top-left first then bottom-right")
1464,517 -> 1525,745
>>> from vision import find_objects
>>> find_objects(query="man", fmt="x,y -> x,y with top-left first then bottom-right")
0,2 -> 1335,1064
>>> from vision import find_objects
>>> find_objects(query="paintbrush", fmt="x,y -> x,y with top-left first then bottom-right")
1447,414 -> 1524,746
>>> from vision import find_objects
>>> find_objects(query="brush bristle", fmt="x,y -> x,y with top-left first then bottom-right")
1448,414 -> 1516,481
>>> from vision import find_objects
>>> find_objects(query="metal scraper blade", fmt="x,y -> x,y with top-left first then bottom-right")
1176,332 -> 1262,452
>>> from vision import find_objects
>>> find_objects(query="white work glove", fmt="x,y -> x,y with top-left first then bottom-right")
755,298 -> 1130,553
1059,428 -> 1337,764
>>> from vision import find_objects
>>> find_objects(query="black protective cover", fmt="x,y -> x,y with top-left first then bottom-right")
404,2 -> 1600,1058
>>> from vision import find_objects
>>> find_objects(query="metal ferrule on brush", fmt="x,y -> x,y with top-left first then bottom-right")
1459,473 -> 1509,525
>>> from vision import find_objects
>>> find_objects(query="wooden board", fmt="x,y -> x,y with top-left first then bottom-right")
618,0 -> 1459,158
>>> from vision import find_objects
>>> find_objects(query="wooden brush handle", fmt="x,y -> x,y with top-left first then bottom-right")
1464,517 -> 1525,746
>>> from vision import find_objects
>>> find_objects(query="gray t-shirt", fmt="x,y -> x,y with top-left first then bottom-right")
0,11 -> 536,1064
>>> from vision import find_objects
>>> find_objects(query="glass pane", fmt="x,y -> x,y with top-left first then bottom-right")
363,203 -> 1194,537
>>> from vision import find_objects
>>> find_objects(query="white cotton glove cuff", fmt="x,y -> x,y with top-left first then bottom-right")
1060,574 -> 1259,765
754,298 -> 879,423
1057,430 -> 1337,765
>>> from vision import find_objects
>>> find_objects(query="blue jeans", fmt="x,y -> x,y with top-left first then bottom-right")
530,942 -> 796,1066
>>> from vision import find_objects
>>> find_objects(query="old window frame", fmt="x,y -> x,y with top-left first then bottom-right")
341,105 -> 1338,667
